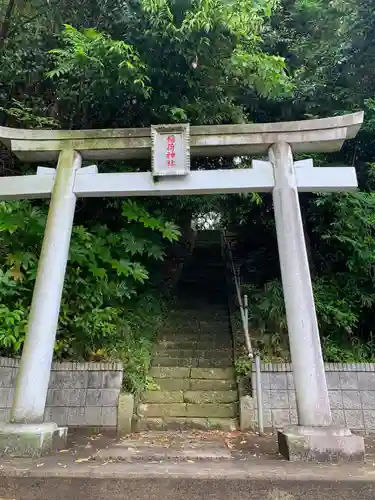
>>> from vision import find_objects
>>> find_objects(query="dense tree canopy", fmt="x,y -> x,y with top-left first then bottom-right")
1,0 -> 375,383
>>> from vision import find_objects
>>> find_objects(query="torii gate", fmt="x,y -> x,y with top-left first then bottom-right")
0,112 -> 366,460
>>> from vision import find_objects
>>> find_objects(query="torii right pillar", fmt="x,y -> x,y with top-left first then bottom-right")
269,141 -> 364,461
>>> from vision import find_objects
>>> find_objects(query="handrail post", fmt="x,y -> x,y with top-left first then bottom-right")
244,294 -> 248,327
223,231 -> 264,434
242,294 -> 253,359
254,352 -> 264,435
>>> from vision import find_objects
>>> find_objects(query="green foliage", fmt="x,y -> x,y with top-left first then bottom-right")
234,355 -> 252,376
107,295 -> 165,393
47,24 -> 150,99
0,99 -> 60,128
0,200 -> 177,391
322,336 -> 375,363
122,200 -> 181,242
139,0 -> 291,101
0,305 -> 27,353
0,0 -> 291,129
2,0 -> 375,373
243,261 -> 375,363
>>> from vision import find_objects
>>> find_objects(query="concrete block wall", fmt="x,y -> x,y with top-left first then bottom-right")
249,363 -> 375,433
0,357 -> 123,429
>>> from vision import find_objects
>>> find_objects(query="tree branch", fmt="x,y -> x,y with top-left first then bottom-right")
0,0 -> 16,48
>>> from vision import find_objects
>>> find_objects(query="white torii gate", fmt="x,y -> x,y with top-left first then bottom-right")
0,112 -> 366,460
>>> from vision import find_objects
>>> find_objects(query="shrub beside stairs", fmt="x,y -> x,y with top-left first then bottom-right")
136,231 -> 238,431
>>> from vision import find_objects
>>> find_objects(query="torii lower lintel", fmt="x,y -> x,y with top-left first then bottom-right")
0,163 -> 357,200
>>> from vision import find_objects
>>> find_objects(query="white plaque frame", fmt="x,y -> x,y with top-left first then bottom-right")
151,123 -> 190,177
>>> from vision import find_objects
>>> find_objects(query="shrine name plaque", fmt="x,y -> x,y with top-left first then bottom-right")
151,123 -> 190,177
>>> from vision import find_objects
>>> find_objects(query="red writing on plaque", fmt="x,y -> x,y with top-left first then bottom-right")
166,135 -> 176,167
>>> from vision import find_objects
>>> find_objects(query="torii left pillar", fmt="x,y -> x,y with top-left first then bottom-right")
0,149 -> 81,457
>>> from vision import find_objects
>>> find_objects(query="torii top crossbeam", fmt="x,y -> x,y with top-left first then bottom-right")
0,112 -> 364,161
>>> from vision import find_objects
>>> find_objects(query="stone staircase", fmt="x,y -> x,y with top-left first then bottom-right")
137,231 -> 238,431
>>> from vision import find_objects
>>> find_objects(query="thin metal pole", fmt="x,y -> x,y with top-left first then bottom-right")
244,294 -> 248,326
255,353 -> 264,435
243,294 -> 253,358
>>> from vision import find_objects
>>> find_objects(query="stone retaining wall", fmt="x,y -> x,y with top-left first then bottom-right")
243,363 -> 375,433
0,357 -> 123,429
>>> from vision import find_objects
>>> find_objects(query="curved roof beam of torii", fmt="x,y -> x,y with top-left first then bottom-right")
0,112 -> 364,162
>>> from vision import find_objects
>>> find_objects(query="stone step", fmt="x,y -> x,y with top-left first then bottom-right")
168,313 -> 229,321
161,323 -> 231,331
151,357 -> 233,368
149,366 -> 235,380
149,367 -> 191,379
96,440 -> 232,462
191,367 -> 235,380
180,267 -> 223,273
171,298 -> 228,314
157,341 -> 233,350
155,341 -> 203,350
164,323 -> 231,331
7,460 -> 375,499
138,402 -> 237,418
180,278 -> 225,285
142,390 -> 238,404
155,346 -> 232,354
173,302 -> 228,310
197,342 -> 233,349
189,378 -> 237,391
179,270 -> 224,276
170,329 -> 231,335
196,320 -> 230,326
161,334 -> 231,341
177,284 -> 225,292
136,417 -> 238,431
160,336 -> 232,344
142,391 -> 185,403
160,332 -> 231,340
154,348 -> 233,358
184,390 -> 238,404
152,377 -> 237,391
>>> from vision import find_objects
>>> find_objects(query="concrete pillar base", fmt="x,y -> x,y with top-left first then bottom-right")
278,425 -> 365,462
117,393 -> 135,437
0,422 -> 68,458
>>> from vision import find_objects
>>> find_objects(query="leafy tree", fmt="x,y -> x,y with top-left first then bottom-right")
2,0 -> 375,370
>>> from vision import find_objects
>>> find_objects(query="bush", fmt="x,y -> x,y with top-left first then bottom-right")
0,200 -> 179,392
244,276 -> 375,363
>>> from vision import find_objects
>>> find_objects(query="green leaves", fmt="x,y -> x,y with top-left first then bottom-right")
0,199 -> 178,365
0,305 -> 27,356
122,200 -> 181,241
0,99 -> 60,128
230,49 -> 293,97
47,24 -> 149,92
